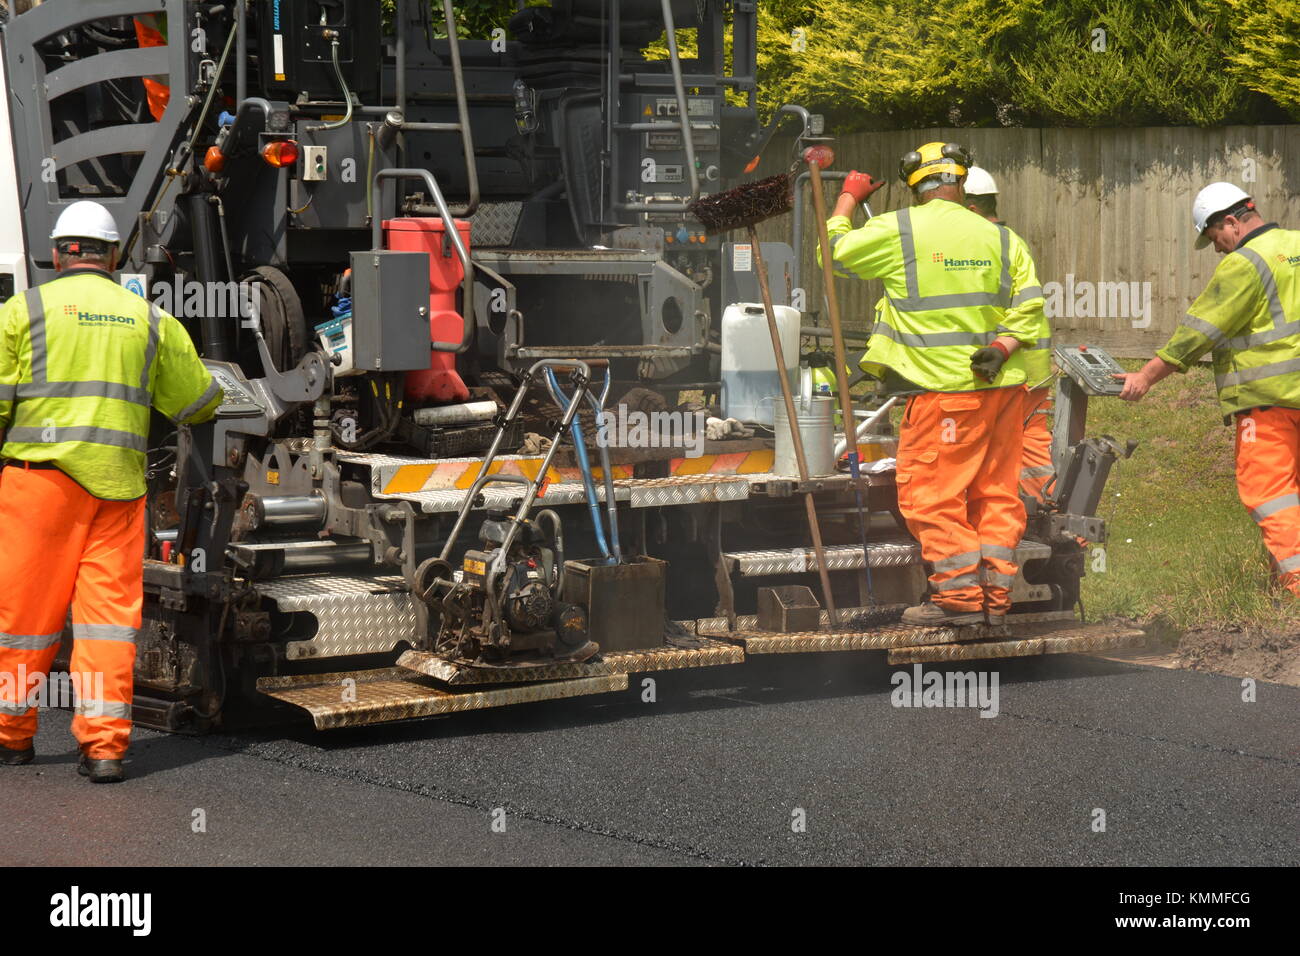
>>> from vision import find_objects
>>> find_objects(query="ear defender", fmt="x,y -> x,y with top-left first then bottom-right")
898,150 -> 923,183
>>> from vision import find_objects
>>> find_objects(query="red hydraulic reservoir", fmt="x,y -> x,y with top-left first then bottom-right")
383,217 -> 473,403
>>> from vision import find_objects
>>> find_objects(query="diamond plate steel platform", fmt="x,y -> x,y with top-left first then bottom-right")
397,650 -> 614,685
374,482 -> 611,514
621,474 -> 752,508
469,201 -> 523,247
721,539 -> 1053,576
371,473 -> 752,512
339,450 -> 918,514
731,623 -> 973,654
397,637 -> 742,685
695,609 -> 1080,654
692,608 -> 1076,635
256,668 -> 629,730
724,540 -> 918,575
256,575 -> 417,661
601,637 -> 743,672
886,622 -> 1148,664
339,451 -> 561,499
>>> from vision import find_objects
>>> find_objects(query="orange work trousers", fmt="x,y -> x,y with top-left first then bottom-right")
1234,407 -> 1300,595
1020,386 -> 1055,502
895,387 -> 1027,613
0,465 -> 144,758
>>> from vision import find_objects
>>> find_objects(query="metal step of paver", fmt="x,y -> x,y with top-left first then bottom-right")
256,667 -> 628,730
721,539 -> 1054,576
886,621 -> 1148,664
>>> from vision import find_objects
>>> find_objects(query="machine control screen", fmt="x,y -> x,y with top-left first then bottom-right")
1053,345 -> 1126,396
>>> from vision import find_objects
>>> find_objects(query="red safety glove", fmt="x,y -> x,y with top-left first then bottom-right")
841,170 -> 884,203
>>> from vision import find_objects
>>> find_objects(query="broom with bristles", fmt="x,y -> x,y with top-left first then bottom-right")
689,174 -> 840,629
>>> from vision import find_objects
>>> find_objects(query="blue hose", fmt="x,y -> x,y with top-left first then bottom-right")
545,368 -> 612,562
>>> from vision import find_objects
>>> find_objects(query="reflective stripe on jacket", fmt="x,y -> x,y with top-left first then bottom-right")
1156,224 -> 1300,415
0,269 -> 222,499
819,199 -> 1045,392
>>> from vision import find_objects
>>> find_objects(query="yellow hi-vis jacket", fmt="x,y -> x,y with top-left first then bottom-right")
1156,223 -> 1300,415
0,269 -> 222,500
818,198 -> 1046,392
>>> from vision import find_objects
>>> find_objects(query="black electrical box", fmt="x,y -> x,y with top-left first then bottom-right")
256,0 -> 381,102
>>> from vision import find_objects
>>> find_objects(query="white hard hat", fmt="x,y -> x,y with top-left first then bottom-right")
963,165 -> 998,196
50,200 -> 120,244
1192,182 -> 1252,249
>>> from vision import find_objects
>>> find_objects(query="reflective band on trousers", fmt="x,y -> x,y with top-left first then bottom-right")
74,699 -> 132,720
0,700 -> 30,715
72,623 -> 137,644
932,550 -> 981,573
980,543 -> 1016,561
3,426 -> 148,452
1250,493 -> 1300,522
1021,464 -> 1054,478
1280,553 -> 1300,573
0,630 -> 62,650
0,384 -> 14,401
981,569 -> 1016,588
1215,356 -> 1300,390
940,572 -> 981,591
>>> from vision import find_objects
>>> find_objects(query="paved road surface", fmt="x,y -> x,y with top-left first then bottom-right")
2,653 -> 1296,865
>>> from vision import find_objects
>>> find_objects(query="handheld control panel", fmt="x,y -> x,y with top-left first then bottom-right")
203,360 -> 264,418
1054,345 -> 1126,396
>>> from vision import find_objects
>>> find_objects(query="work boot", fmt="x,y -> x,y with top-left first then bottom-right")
77,754 -> 125,784
1,743 -> 34,766
901,601 -> 983,627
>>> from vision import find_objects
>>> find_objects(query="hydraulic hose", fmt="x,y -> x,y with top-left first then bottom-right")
581,372 -> 623,564
544,367 -> 612,562
307,40 -> 353,132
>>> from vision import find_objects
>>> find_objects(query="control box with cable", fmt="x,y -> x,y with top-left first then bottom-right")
256,0 -> 380,101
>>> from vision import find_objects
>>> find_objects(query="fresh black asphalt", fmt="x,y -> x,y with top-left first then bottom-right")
2,653 -> 1296,865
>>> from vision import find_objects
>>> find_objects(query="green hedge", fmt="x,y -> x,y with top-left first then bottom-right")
756,0 -> 1293,129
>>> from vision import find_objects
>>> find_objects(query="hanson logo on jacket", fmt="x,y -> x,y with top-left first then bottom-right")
930,252 -> 994,270
63,304 -> 137,327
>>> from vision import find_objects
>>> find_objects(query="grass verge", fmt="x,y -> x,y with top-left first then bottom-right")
1078,359 -> 1299,632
